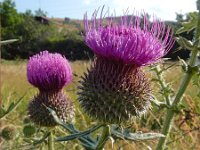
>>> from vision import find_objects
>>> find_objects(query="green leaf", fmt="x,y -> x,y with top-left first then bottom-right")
176,12 -> 198,34
0,39 -> 18,45
111,125 -> 164,141
126,132 -> 165,140
56,132 -> 86,141
0,94 -> 23,119
197,92 -> 200,98
6,102 -> 15,113
47,107 -> 98,150
95,125 -> 111,150
0,107 -> 6,118
56,125 -> 103,142
179,58 -> 188,72
192,73 -> 200,98
176,37 -> 194,50
6,96 -> 23,113
192,73 -> 200,86
33,132 -> 50,146
150,96 -> 168,108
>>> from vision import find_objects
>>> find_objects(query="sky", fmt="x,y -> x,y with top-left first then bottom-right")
8,0 -> 198,21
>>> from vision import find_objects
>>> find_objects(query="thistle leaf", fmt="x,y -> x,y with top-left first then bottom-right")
0,95 -> 23,119
0,39 -> 18,45
192,73 -> 200,98
0,107 -> 6,118
176,37 -> 194,50
33,132 -> 50,146
176,12 -> 198,34
56,125 -> 102,141
111,125 -> 164,141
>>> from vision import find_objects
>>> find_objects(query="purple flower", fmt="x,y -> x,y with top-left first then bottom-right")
83,8 -> 174,66
27,51 -> 72,91
78,8 -> 175,124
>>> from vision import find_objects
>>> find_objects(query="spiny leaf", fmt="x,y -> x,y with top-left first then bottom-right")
0,107 -> 6,118
33,132 -> 50,146
0,94 -> 24,119
47,107 -> 97,149
111,125 -> 165,141
126,132 -> 165,140
56,125 -> 103,141
176,37 -> 194,50
0,39 -> 18,45
176,12 -> 198,34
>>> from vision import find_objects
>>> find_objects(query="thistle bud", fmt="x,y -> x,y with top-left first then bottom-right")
27,51 -> 74,126
1,126 -> 16,141
23,125 -> 36,137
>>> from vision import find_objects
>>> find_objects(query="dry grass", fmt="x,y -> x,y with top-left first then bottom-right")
0,60 -> 199,150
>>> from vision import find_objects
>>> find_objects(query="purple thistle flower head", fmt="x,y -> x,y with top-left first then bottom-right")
27,51 -> 72,91
83,7 -> 174,66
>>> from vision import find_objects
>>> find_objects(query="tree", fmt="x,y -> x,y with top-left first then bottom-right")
176,13 -> 184,22
35,8 -> 47,17
0,0 -> 23,39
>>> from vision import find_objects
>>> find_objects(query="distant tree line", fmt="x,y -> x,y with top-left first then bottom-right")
0,0 -> 196,61
0,0 -> 93,60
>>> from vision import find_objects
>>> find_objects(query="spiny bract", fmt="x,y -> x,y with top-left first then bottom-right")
28,91 -> 74,127
78,58 -> 152,124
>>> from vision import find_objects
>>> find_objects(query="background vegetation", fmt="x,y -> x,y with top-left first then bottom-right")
0,0 -> 196,61
1,60 -> 200,150
1,0 -> 93,60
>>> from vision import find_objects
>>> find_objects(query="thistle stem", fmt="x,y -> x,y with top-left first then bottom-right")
95,125 -> 110,150
156,5 -> 200,150
48,131 -> 54,150
154,65 -> 171,106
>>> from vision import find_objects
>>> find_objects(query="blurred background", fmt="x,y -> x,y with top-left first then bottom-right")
0,0 -> 198,61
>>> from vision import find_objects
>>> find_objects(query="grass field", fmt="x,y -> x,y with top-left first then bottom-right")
0,59 -> 200,150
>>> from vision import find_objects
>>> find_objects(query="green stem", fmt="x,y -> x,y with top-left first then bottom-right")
156,7 -> 200,150
154,66 -> 171,106
48,131 -> 54,150
95,125 -> 110,150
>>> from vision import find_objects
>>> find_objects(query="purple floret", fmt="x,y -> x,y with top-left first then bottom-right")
27,51 -> 72,91
83,8 -> 174,66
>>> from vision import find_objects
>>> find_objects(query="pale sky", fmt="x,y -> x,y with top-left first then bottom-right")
7,0 -> 198,21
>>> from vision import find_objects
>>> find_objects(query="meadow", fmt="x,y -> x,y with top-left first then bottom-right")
0,59 -> 199,150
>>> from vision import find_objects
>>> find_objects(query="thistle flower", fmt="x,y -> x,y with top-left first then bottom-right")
27,51 -> 74,127
83,8 -> 174,66
78,8 -> 174,124
27,51 -> 72,91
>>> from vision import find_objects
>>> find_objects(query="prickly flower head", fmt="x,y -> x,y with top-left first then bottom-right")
28,91 -> 74,127
78,8 -> 174,124
83,7 -> 174,66
27,51 -> 72,91
79,58 -> 151,124
27,51 -> 74,127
